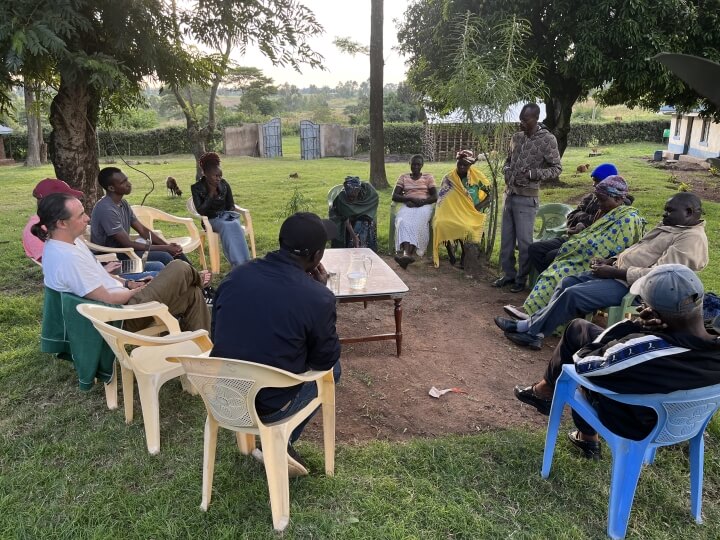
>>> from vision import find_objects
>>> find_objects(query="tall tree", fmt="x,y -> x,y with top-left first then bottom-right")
168,0 -> 322,179
369,0 -> 389,189
23,86 -> 41,166
398,0 -> 720,156
0,0 -> 322,201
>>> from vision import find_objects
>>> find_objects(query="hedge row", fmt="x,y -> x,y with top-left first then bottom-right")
356,120 -> 670,154
3,119 -> 669,160
355,123 -> 424,154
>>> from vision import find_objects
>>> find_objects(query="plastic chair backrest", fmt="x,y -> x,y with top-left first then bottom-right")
168,355 -> 325,430
327,185 -> 343,209
534,203 -> 574,241
186,197 -> 200,218
76,302 -> 181,370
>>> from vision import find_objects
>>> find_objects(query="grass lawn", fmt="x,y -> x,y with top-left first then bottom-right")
1,141 -> 720,538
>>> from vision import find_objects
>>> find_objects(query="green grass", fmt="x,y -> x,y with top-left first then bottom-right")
2,141 -> 720,538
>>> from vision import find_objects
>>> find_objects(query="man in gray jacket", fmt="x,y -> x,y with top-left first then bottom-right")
493,103 -> 562,292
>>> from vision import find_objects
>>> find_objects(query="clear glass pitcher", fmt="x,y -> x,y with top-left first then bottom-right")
347,254 -> 373,290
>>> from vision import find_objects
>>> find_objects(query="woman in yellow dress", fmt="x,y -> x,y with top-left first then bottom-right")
432,150 -> 491,267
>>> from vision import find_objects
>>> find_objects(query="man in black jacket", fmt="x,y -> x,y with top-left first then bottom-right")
211,212 -> 340,476
513,264 -> 720,459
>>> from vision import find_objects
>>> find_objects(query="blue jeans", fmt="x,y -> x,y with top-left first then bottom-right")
210,212 -> 251,267
120,260 -> 164,280
527,272 -> 630,337
259,361 -> 341,444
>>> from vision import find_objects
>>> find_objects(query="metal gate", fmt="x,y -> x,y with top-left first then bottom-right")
261,117 -> 283,158
300,120 -> 320,160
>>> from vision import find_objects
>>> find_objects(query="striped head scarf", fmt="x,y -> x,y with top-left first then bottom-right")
455,150 -> 477,165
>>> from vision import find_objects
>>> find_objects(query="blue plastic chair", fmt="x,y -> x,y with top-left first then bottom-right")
542,364 -> 720,539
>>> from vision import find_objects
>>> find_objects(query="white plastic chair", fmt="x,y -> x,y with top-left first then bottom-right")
543,364 -> 720,539
77,302 -> 213,454
186,198 -> 256,273
166,355 -> 336,531
131,205 -> 207,270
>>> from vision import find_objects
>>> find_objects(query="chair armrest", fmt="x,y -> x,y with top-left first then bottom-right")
132,206 -> 202,240
120,329 -> 212,348
81,238 -> 140,260
560,364 -> 619,395
234,206 -> 253,228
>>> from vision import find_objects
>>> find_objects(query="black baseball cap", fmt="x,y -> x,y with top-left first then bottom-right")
279,212 -> 336,257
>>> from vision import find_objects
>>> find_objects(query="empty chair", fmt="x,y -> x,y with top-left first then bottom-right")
543,364 -> 720,539
533,203 -> 574,241
186,198 -> 256,273
77,302 -> 213,454
131,205 -> 207,270
166,355 -> 336,531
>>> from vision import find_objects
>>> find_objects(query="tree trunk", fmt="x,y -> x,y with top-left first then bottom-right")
24,87 -> 41,167
542,86 -> 581,158
369,0 -> 388,189
49,76 -> 101,208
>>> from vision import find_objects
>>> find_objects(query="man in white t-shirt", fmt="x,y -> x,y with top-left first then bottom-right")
35,193 -> 209,332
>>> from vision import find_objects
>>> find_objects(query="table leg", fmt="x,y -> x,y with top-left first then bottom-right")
394,298 -> 403,356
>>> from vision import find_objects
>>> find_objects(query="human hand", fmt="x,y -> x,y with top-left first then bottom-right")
636,303 -> 667,331
352,234 -> 361,248
167,243 -> 184,257
309,262 -> 329,285
567,223 -> 586,236
127,280 -> 147,291
591,263 -> 622,279
199,270 -> 212,287
405,199 -> 417,208
104,261 -> 122,274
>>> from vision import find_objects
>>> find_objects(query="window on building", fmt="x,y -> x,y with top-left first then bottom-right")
674,116 -> 682,137
700,118 -> 711,143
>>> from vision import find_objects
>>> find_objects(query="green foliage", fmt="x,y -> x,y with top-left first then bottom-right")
277,185 -> 312,219
567,120 -> 669,147
356,123 -> 424,154
398,0 -> 720,153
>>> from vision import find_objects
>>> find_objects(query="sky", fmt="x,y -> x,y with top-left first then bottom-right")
235,0 -> 413,88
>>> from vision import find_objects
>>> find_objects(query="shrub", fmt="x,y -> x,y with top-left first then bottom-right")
356,122 -> 424,154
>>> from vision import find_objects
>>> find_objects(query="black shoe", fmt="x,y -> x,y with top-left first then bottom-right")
503,305 -> 529,321
491,276 -> 513,288
567,430 -> 602,460
394,254 -> 413,270
513,384 -> 552,415
287,444 -> 309,477
509,282 -> 526,293
504,330 -> 543,350
494,316 -> 517,333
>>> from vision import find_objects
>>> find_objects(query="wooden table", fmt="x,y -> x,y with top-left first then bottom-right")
321,248 -> 409,356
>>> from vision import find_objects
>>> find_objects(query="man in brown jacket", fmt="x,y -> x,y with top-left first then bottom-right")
493,103 -> 562,293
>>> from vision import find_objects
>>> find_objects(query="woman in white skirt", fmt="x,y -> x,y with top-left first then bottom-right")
392,155 -> 437,269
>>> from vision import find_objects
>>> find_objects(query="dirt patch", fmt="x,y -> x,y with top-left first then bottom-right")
657,164 -> 720,203
303,256 -> 560,444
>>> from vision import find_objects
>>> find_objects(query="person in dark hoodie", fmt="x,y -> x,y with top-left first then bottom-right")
492,103 -> 562,293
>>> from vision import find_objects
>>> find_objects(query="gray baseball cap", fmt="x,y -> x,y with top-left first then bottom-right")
629,264 -> 704,314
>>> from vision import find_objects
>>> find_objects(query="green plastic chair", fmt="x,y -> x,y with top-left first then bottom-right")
327,184 -> 343,210
533,203 -> 575,242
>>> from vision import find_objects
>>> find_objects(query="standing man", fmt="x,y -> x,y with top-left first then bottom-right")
91,167 -> 188,266
211,212 -> 341,477
493,103 -> 562,293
